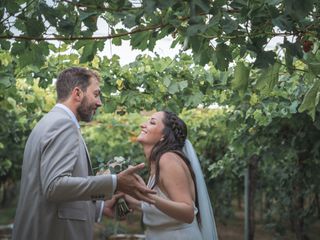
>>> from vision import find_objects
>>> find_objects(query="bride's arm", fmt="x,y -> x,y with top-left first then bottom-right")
152,152 -> 195,224
124,194 -> 142,211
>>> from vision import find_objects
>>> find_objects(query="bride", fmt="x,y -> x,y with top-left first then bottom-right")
125,111 -> 218,240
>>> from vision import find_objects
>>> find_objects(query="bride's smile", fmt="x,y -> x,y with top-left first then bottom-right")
137,112 -> 165,146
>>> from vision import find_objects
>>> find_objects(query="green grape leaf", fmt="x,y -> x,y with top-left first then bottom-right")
25,18 -> 45,37
232,61 -> 250,96
298,80 -> 320,121
255,62 -> 281,95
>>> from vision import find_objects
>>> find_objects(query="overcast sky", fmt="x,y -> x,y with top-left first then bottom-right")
95,18 -> 181,66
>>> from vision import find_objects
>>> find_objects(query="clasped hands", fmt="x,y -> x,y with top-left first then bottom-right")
102,163 -> 155,218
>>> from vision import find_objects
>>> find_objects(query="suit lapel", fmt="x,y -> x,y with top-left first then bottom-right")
53,105 -> 94,176
79,133 -> 94,176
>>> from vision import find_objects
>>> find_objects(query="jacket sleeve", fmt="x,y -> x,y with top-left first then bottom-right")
40,119 -> 114,202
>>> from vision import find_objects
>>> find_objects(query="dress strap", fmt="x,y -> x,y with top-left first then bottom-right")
147,175 -> 155,188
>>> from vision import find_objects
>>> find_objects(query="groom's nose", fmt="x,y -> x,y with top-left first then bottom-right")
96,97 -> 102,107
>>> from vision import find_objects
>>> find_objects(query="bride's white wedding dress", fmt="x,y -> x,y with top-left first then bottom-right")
141,175 -> 203,240
141,140 -> 219,240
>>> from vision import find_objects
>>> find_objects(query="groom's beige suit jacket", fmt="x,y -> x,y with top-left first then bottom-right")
12,106 -> 113,240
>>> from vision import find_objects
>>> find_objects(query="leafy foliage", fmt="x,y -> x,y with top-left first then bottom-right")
1,1 -> 320,237
1,0 -> 319,120
1,0 -> 319,72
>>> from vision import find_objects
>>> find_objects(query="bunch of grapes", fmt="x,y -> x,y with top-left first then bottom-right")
302,40 -> 313,53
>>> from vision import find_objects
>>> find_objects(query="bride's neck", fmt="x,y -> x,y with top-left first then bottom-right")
142,145 -> 153,160
143,145 -> 155,175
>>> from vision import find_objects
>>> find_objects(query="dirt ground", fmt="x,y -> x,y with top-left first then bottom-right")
94,208 -> 320,240
1,204 -> 319,240
215,210 -> 320,240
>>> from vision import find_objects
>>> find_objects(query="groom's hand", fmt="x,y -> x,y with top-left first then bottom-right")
103,193 -> 124,218
116,163 -> 156,204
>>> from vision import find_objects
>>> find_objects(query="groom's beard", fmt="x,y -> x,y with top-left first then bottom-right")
77,96 -> 95,122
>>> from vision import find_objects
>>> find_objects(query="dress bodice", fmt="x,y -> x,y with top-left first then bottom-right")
141,175 -> 202,239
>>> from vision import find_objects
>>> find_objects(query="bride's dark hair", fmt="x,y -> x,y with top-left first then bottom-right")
149,110 -> 200,222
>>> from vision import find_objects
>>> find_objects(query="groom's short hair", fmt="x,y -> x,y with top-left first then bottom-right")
56,67 -> 100,101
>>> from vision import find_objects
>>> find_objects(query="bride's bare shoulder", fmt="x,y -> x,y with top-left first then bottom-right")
158,152 -> 189,179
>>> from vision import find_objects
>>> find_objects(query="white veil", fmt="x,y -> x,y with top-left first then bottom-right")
183,139 -> 219,240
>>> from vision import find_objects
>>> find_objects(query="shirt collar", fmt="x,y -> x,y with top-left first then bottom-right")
55,103 -> 80,129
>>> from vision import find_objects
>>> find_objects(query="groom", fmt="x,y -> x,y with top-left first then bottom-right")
12,67 -> 155,240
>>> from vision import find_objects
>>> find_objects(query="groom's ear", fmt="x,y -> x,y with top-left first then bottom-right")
72,87 -> 83,102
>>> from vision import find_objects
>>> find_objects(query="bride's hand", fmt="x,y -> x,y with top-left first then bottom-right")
124,194 -> 142,212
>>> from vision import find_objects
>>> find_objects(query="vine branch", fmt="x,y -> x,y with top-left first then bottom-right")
60,0 -> 142,12
0,22 -> 169,41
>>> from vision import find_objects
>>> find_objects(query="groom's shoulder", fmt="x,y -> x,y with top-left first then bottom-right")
34,107 -> 73,132
44,107 -> 70,121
